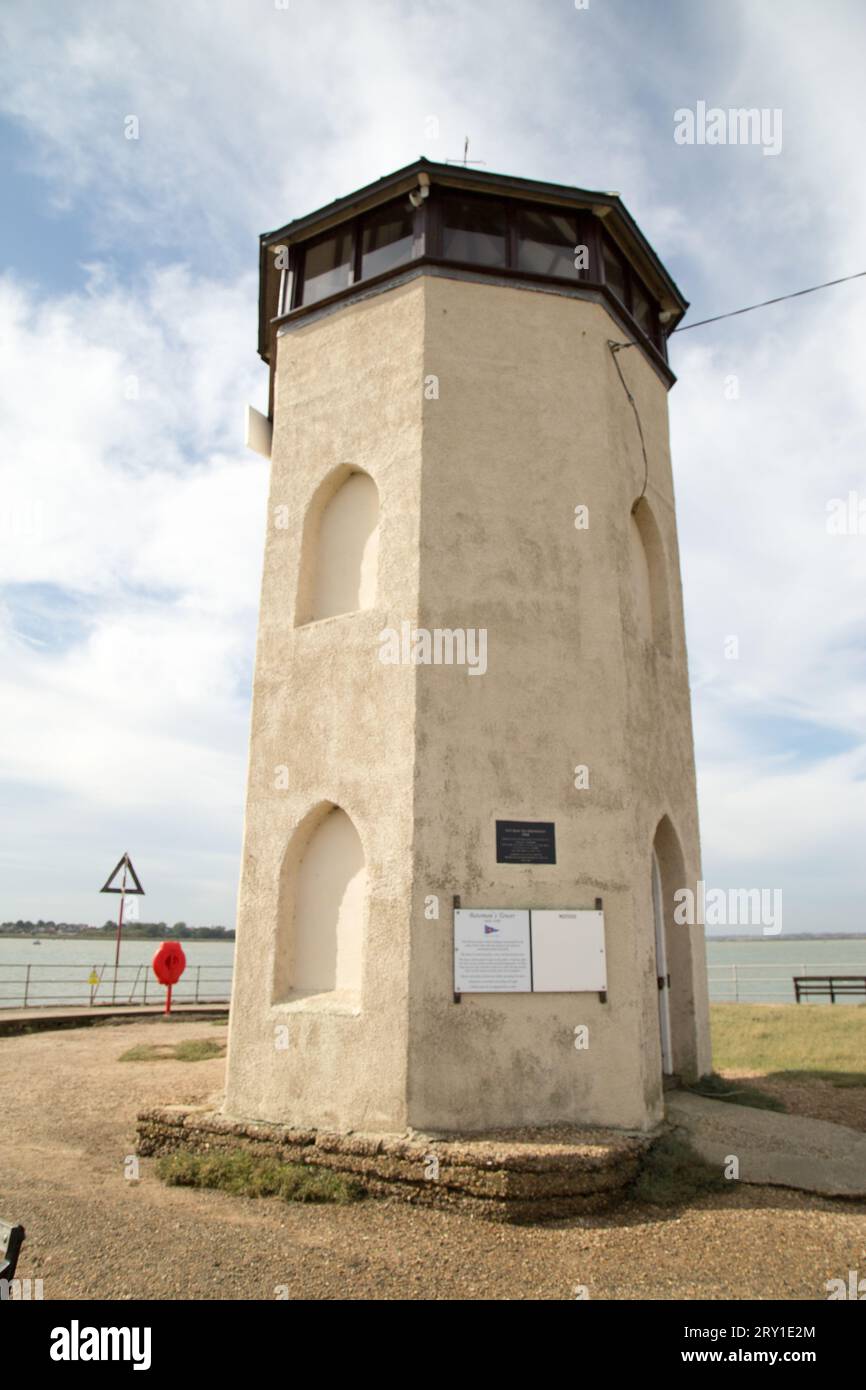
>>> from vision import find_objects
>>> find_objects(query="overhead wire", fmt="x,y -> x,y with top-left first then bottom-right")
671,269 -> 866,335
607,268 -> 865,506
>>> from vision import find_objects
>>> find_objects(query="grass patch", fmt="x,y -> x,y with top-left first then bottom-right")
710,1004 -> 866,1085
118,1038 -> 225,1063
119,1044 -> 168,1062
633,1132 -> 726,1208
155,1149 -> 362,1204
173,1039 -> 225,1061
801,1072 -> 866,1089
686,1071 -> 786,1112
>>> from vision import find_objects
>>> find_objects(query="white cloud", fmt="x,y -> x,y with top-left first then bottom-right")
0,266 -> 266,592
0,0 -> 864,929
0,264 -> 268,920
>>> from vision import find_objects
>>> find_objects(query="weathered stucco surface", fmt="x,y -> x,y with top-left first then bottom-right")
224,280 -> 424,1133
224,271 -> 711,1137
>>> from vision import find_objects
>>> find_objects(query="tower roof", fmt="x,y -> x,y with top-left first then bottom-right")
258,158 -> 689,392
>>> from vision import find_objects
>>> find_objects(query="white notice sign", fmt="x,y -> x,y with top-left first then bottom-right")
531,909 -> 607,993
454,909 -> 532,993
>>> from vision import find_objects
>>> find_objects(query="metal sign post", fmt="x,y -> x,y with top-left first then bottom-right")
99,853 -> 145,1005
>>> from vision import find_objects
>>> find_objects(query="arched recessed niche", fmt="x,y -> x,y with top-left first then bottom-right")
273,803 -> 367,1006
630,497 -> 671,653
297,467 -> 379,625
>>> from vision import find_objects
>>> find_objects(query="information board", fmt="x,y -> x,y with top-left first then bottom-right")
453,909 -> 532,993
530,909 -> 607,992
453,907 -> 607,994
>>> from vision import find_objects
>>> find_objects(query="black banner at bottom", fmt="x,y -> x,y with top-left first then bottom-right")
6,1296 -> 859,1374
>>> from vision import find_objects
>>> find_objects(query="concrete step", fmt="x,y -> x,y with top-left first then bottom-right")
667,1091 -> 866,1197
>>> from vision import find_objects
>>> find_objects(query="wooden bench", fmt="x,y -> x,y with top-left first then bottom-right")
794,975 -> 866,1004
0,1219 -> 25,1284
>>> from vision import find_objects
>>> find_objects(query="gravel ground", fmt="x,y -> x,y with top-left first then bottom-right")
2,1018 -> 864,1301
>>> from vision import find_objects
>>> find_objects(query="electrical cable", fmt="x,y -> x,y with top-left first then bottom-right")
612,269 -> 866,352
608,340 -> 649,509
671,269 -> 866,334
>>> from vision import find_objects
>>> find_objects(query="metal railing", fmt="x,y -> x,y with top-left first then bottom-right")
0,962 -> 232,1010
4,958 -> 862,1008
708,961 -> 866,1003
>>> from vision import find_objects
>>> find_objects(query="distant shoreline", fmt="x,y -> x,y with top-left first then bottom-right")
0,931 -> 235,941
1,930 -> 860,943
706,934 -> 866,942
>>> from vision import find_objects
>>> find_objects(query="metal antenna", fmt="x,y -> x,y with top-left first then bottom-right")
446,135 -> 486,167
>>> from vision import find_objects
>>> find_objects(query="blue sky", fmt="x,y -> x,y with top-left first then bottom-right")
1,0 -> 864,934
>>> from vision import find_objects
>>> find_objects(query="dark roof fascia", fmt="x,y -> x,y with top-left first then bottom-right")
257,237 -> 270,377
261,158 -> 428,246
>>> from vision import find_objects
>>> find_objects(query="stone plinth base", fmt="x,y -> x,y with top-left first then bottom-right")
136,1106 -> 654,1222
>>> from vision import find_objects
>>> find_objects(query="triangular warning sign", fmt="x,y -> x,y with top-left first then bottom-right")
100,852 -> 145,895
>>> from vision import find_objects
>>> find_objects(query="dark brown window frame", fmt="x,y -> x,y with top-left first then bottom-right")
599,228 -> 663,352
286,187 -> 667,362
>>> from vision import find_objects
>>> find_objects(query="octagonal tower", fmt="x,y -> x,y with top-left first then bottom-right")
225,159 -> 711,1136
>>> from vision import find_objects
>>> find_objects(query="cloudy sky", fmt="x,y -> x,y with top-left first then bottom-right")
1,0 -> 864,934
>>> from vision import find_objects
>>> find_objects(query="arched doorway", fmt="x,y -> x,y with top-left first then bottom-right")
651,815 -> 697,1079
652,848 -> 673,1074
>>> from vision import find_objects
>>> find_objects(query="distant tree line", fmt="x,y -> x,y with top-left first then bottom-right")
0,920 -> 235,940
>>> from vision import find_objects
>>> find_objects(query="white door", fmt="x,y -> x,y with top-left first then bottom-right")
652,851 -> 673,1074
